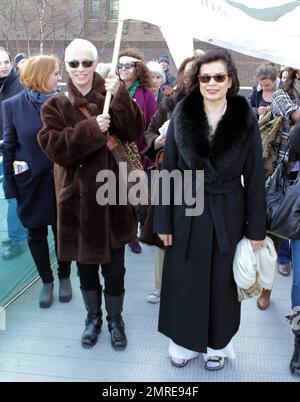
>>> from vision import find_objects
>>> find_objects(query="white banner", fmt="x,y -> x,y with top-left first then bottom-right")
119,0 -> 300,68
118,0 -> 194,68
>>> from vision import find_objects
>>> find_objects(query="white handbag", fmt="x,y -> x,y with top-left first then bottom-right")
233,237 -> 277,301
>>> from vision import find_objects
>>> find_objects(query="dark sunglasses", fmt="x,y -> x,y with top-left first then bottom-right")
199,73 -> 228,84
67,60 -> 94,69
117,62 -> 137,69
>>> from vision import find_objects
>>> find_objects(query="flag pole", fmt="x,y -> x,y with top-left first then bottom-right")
103,19 -> 125,115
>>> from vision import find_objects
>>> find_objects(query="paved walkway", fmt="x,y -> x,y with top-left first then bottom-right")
0,244 -> 299,382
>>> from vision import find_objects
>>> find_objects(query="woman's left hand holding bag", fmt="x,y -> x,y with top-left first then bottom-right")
250,240 -> 265,251
158,234 -> 173,247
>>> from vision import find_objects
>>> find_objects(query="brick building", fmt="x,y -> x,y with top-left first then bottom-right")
0,0 -> 274,86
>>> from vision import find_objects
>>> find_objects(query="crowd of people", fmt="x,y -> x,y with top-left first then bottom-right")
0,40 -> 299,376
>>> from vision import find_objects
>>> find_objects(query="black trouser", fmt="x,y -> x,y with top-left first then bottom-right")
77,247 -> 125,296
28,225 -> 71,283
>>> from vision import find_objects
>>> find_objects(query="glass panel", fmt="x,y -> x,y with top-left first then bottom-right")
110,0 -> 119,20
89,0 -> 101,20
0,155 -> 55,307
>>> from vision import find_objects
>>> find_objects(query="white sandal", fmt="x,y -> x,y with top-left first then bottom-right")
170,357 -> 189,368
204,356 -> 225,371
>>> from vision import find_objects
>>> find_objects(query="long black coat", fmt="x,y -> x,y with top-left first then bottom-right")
154,91 -> 266,353
2,90 -> 56,228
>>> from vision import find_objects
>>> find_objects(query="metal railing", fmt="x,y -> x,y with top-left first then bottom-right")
58,83 -> 252,96
239,86 -> 252,98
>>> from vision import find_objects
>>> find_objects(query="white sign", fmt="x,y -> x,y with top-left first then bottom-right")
119,0 -> 300,68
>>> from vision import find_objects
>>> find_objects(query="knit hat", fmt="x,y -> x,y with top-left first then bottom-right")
14,53 -> 26,65
159,55 -> 169,64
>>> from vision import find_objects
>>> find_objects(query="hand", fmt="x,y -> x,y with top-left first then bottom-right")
154,134 -> 166,150
158,234 -> 173,247
258,106 -> 267,116
250,240 -> 265,251
96,113 -> 111,133
105,72 -> 120,96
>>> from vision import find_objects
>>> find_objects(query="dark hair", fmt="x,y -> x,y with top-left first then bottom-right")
186,49 -> 240,97
0,47 -> 12,61
174,56 -> 196,95
118,47 -> 152,90
256,63 -> 278,82
278,68 -> 289,80
281,68 -> 299,93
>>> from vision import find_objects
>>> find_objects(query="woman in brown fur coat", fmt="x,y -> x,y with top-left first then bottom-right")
38,39 -> 144,351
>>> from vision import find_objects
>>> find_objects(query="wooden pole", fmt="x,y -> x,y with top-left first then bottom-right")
103,19 -> 124,115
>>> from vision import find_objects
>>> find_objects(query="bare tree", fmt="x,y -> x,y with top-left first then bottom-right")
38,0 -> 46,53
0,0 -> 86,57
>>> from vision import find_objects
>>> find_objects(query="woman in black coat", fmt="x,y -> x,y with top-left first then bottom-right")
154,50 -> 266,370
285,117 -> 300,375
2,55 -> 72,309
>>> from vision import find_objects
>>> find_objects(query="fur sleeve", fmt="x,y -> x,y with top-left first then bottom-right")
38,98 -> 107,167
109,84 -> 145,142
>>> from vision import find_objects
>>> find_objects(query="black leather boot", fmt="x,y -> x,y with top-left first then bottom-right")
59,278 -> 72,303
104,292 -> 127,350
81,288 -> 102,349
287,308 -> 300,375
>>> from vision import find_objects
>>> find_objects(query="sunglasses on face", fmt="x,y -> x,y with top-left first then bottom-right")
117,62 -> 137,69
199,73 -> 228,84
67,60 -> 94,69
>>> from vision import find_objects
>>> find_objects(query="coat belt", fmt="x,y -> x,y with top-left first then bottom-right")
180,179 -> 242,259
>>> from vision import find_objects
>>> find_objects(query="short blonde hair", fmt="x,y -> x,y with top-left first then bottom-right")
65,38 -> 98,62
20,55 -> 59,92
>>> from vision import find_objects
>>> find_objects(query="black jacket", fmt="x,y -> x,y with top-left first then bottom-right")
0,69 -> 23,140
164,69 -> 176,87
289,117 -> 300,161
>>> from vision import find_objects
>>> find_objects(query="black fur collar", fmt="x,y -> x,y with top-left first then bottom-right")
173,90 -> 253,171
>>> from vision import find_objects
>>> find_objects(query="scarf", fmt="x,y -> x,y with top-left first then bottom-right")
128,80 -> 139,98
25,88 -> 58,112
292,78 -> 300,99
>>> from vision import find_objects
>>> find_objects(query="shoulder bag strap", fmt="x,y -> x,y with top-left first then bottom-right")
65,92 -> 93,120
77,103 -> 117,151
78,105 -> 93,120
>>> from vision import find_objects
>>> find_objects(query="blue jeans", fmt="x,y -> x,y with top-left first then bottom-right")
7,198 -> 27,245
277,239 -> 292,264
290,239 -> 300,308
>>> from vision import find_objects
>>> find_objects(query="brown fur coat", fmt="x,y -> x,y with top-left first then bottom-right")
38,73 -> 145,264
